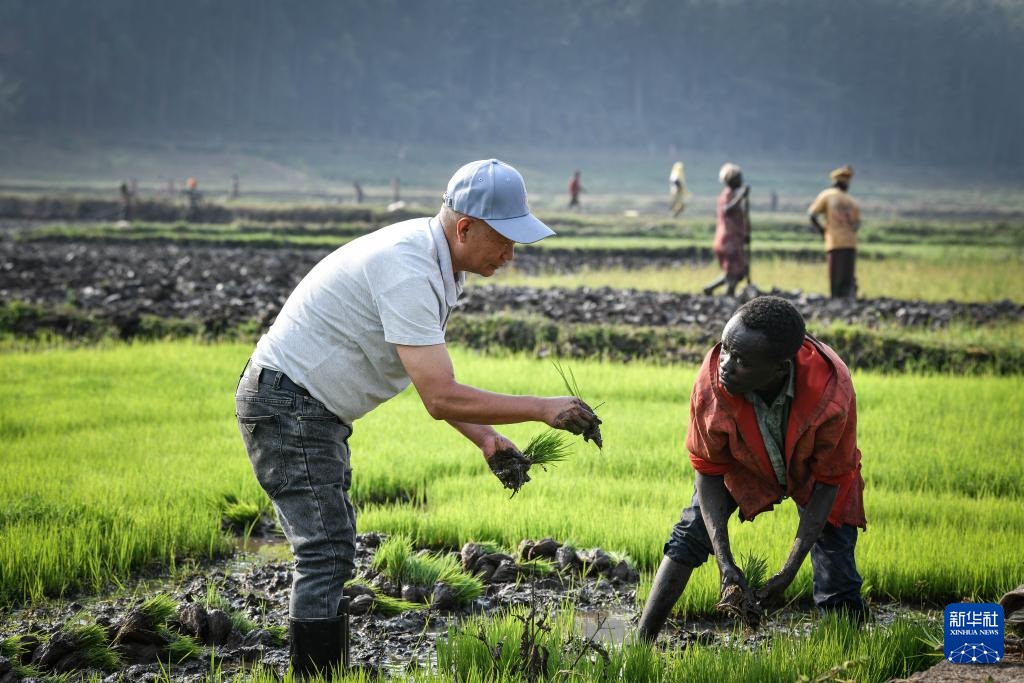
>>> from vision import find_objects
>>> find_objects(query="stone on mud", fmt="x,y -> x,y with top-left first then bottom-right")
430,582 -> 462,611
578,548 -> 613,574
348,594 -> 375,616
206,609 -> 233,646
460,542 -> 487,572
175,602 -> 209,642
529,537 -> 561,560
344,582 -> 376,601
401,584 -> 429,604
555,545 -> 582,572
608,560 -> 639,583
30,630 -> 77,669
490,559 -> 519,584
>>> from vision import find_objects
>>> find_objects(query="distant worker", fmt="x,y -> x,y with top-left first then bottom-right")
119,181 -> 134,222
182,177 -> 202,222
702,163 -> 749,297
352,181 -> 365,204
808,165 -> 860,299
669,162 -> 690,217
770,190 -> 778,212
568,170 -> 583,211
230,174 -> 240,200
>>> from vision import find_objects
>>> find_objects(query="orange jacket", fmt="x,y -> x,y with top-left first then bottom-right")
687,337 -> 866,528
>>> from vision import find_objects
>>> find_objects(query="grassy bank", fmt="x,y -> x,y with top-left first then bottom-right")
1,342 -> 1020,611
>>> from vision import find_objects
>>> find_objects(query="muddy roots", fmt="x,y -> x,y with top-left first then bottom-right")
488,448 -> 532,494
715,583 -> 762,628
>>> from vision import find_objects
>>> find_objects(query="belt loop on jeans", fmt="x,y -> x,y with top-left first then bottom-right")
272,371 -> 283,390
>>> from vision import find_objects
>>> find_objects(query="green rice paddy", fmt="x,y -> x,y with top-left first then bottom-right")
1,341 -> 1020,615
0,339 -> 1019,681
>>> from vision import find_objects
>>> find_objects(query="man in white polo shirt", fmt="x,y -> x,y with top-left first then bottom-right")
235,159 -> 602,677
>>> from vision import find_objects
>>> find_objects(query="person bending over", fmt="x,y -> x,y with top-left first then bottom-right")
236,159 -> 602,677
637,296 -> 867,643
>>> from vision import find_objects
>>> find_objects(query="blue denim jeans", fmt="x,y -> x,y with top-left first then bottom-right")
663,488 -> 865,612
235,361 -> 356,618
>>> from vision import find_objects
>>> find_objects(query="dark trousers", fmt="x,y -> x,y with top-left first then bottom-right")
235,361 -> 357,618
827,248 -> 857,299
663,488 -> 865,610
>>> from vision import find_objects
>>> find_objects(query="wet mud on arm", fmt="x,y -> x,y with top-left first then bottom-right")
695,472 -> 746,588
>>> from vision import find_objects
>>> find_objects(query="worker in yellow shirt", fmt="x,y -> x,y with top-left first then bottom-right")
808,165 -> 860,299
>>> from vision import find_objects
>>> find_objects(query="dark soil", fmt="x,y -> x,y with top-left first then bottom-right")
487,448 -> 532,493
2,238 -> 1020,342
715,584 -> 762,629
0,533 -> 641,682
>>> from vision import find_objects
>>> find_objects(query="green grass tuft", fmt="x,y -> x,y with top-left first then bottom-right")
65,623 -> 122,671
165,633 -> 203,663
371,594 -> 425,617
523,430 -> 573,468
739,552 -> 770,590
370,535 -> 483,606
517,558 -> 557,576
139,594 -> 178,628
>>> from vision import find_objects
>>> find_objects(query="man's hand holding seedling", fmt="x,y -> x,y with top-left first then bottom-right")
544,396 -> 603,447
481,432 -> 532,492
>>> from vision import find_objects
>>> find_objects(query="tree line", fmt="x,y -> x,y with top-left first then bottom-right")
0,0 -> 1020,167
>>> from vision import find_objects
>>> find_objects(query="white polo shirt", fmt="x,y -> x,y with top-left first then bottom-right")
251,216 -> 465,423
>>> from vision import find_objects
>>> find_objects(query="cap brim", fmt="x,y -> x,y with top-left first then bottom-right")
486,213 -> 556,244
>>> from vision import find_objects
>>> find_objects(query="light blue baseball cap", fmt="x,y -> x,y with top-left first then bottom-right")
442,159 -> 555,244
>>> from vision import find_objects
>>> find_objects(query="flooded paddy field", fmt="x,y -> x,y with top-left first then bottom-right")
1,207 -> 1021,682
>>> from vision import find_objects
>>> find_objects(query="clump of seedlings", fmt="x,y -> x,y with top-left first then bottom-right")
0,634 -> 42,678
552,361 -> 604,449
113,593 -> 205,664
212,491 -> 266,536
65,622 -> 124,671
371,535 -> 483,610
493,363 -> 604,496
715,552 -> 769,628
523,430 -> 572,470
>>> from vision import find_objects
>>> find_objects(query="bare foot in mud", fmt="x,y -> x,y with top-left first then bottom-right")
716,583 -> 762,628
552,399 -> 603,448
488,448 -> 532,494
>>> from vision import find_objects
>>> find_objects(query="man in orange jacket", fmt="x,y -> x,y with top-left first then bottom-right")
637,296 -> 867,642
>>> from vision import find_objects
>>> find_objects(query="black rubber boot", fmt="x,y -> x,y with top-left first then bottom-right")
702,275 -> 727,296
290,599 -> 349,680
636,556 -> 694,644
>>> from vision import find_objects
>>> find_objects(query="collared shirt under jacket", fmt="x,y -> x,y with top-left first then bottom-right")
686,336 -> 866,529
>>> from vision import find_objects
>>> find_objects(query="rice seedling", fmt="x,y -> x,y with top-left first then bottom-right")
165,633 -> 202,664
0,634 -> 43,679
213,492 -> 265,534
517,558 -> 557,576
204,583 -> 230,612
552,360 -> 604,448
370,534 -> 414,581
522,429 -> 572,469
738,552 -> 769,590
371,594 -> 426,617
64,622 -> 123,671
264,624 -> 288,647
437,605 -> 942,683
139,593 -> 178,628
0,341 -> 1020,621
370,535 -> 483,606
229,611 -> 257,634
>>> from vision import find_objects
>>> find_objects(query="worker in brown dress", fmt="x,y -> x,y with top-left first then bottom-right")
703,163 -> 749,297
